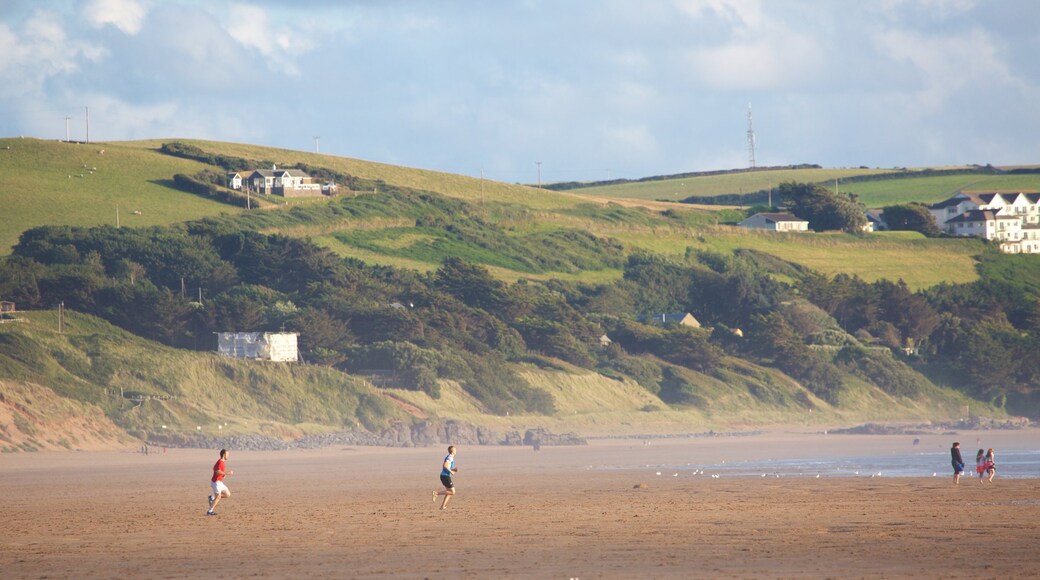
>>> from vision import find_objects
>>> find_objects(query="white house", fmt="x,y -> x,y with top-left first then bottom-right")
865,209 -> 887,232
737,213 -> 810,232
227,172 -> 243,190
217,332 -> 299,362
929,190 -> 1040,253
245,165 -> 324,198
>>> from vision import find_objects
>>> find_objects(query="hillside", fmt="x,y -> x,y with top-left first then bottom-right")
0,137 -> 987,288
0,310 -> 402,446
0,308 -> 991,449
3,137 -> 1038,450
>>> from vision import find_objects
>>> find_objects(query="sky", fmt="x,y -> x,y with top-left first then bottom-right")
2,0 -> 1039,184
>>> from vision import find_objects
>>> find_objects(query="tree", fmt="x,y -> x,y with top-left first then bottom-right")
433,257 -> 508,312
881,203 -> 941,236
778,181 -> 867,233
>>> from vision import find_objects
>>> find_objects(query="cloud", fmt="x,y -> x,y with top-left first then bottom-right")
872,26 -> 1017,110
674,0 -> 765,30
223,2 -> 317,75
673,0 -> 825,90
84,0 -> 148,35
0,10 -> 107,100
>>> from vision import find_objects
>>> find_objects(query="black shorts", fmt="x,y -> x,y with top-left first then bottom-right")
440,474 -> 454,489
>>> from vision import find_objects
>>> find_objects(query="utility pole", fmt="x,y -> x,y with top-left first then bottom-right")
58,302 -> 64,333
116,205 -> 120,228
65,116 -> 71,142
536,161 -> 542,187
313,136 -> 320,154
85,106 -> 89,144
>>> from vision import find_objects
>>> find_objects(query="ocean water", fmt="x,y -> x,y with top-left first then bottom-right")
662,449 -> 1040,479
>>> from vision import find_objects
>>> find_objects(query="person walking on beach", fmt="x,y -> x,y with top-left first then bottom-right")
975,449 -> 987,483
432,445 -> 458,510
951,442 -> 964,484
984,448 -> 996,483
207,449 -> 233,515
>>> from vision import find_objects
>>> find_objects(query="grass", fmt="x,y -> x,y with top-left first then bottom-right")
0,136 -> 998,292
609,228 -> 983,290
0,138 -> 240,254
129,138 -> 581,210
0,309 -> 403,438
576,167 -> 900,201
576,165 -> 1040,207
841,174 -> 1040,207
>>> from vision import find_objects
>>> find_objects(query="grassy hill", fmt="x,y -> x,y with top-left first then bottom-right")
0,308 -> 993,447
0,138 -> 238,253
0,138 -> 993,289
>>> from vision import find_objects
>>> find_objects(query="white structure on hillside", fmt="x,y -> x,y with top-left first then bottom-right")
929,190 -> 1040,253
737,213 -> 809,232
238,165 -> 325,198
217,332 -> 299,362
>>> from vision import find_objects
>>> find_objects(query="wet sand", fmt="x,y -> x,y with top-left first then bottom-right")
1,431 -> 1038,578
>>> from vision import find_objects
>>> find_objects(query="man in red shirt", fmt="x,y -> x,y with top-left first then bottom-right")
207,449 -> 233,516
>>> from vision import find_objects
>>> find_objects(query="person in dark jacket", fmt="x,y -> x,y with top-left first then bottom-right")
950,442 -> 964,485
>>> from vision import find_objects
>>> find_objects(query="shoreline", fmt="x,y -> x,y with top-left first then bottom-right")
2,434 -> 1038,578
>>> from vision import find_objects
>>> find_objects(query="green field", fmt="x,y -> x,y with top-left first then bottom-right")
575,166 -> 1040,207
575,167 -> 899,200
0,138 -> 240,254
841,174 -> 1040,207
606,228 -> 983,290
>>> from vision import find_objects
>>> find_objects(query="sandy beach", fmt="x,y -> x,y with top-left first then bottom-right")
2,430 -> 1038,578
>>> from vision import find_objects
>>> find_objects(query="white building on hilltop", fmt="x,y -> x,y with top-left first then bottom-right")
929,190 -> 1040,253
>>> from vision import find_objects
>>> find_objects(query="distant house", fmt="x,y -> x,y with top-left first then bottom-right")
598,334 -> 612,347
639,312 -> 701,329
227,172 -> 243,190
0,301 -> 15,314
865,209 -> 887,232
216,332 -> 299,362
737,213 -> 809,232
928,190 -> 1040,253
245,165 -> 324,198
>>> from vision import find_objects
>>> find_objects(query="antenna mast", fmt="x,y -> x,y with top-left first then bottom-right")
746,103 -> 756,168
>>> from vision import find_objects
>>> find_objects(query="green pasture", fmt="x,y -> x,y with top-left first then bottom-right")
608,227 -> 984,290
842,173 -> 1040,207
575,167 -> 900,201
576,164 -> 1040,209
0,138 -> 240,254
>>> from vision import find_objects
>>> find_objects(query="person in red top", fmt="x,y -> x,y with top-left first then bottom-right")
207,449 -> 233,516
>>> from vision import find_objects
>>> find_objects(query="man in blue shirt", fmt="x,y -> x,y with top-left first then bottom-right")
433,445 -> 458,510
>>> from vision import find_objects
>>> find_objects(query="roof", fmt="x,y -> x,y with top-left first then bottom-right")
248,169 -> 312,178
945,209 -> 1018,224
754,213 -> 807,223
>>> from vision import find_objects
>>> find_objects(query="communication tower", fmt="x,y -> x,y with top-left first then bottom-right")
746,103 -> 756,168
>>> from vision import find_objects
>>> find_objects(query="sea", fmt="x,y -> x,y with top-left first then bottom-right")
662,449 -> 1040,479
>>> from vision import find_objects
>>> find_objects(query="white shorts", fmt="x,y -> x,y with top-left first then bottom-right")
211,480 -> 230,496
